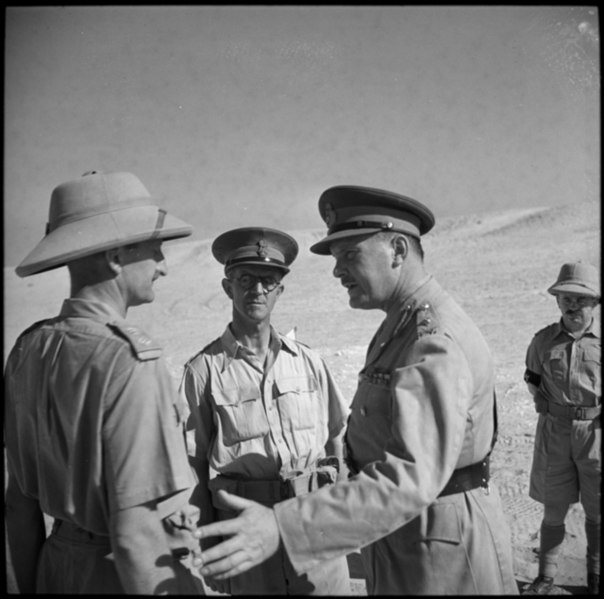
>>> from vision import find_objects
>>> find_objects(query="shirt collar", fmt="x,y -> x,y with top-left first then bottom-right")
59,298 -> 125,324
384,274 -> 440,332
553,316 -> 601,340
219,324 -> 299,368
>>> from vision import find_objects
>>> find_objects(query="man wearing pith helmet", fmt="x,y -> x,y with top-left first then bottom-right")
4,171 -> 204,594
193,186 -> 518,595
180,227 -> 351,595
523,262 -> 601,596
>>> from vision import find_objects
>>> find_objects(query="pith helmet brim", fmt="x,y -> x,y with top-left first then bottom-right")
547,262 -> 600,298
16,171 -> 193,277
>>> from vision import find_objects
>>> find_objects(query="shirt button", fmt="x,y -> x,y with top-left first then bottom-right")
360,407 -> 367,416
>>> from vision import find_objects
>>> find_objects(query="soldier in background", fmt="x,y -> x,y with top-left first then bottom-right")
180,226 -> 351,595
5,171 -> 203,594
193,186 -> 518,595
523,262 -> 600,595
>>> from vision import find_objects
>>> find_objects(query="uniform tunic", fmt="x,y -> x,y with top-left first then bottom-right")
4,298 -> 198,594
181,325 -> 351,595
525,319 -> 601,509
273,275 -> 518,595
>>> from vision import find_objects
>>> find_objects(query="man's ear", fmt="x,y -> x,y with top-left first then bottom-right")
391,234 -> 408,266
221,278 -> 234,299
105,248 -> 122,275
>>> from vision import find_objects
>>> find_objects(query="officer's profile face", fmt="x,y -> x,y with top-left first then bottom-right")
556,292 -> 599,332
116,239 -> 167,307
329,233 -> 399,311
223,265 -> 284,323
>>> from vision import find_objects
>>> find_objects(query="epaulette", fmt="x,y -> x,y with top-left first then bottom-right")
107,322 -> 163,361
415,302 -> 439,339
184,337 -> 222,366
17,318 -> 53,340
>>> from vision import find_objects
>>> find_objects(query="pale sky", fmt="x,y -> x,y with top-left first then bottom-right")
4,5 -> 600,267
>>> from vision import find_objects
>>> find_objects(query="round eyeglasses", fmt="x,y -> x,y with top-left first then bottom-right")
232,273 -> 281,292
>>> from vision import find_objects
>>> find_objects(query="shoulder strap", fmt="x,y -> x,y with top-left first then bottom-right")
107,322 -> 162,361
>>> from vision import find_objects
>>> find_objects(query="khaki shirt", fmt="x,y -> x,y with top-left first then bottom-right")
274,277 -> 506,579
4,298 -> 195,535
525,318 -> 601,406
180,325 -> 349,480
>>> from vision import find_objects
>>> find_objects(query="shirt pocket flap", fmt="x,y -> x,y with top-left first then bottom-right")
211,384 -> 258,406
275,376 -> 317,395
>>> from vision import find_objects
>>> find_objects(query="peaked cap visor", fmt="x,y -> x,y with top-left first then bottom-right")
16,205 -> 192,277
310,185 -> 435,255
212,227 -> 298,274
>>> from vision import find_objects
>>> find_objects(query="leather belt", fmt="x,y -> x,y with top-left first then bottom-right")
546,402 -> 601,420
438,457 -> 490,497
52,519 -> 193,560
52,519 -> 110,546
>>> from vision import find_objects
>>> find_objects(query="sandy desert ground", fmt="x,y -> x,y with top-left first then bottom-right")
4,199 -> 600,594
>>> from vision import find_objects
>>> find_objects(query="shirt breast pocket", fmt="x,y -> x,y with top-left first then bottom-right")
274,376 -> 318,431
581,345 -> 601,392
211,385 -> 270,443
546,348 -> 567,384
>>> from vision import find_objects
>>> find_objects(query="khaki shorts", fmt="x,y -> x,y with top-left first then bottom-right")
529,413 -> 601,514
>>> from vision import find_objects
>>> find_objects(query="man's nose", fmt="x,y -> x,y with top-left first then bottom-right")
250,279 -> 265,293
156,258 -> 168,277
332,261 -> 345,279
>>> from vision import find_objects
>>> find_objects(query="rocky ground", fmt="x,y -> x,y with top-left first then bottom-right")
4,199 -> 600,594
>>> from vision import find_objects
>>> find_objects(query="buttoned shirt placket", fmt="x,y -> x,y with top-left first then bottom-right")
236,335 -> 293,472
552,321 -> 599,406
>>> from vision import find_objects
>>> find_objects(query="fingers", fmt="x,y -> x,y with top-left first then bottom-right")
199,534 -> 243,565
195,517 -> 240,540
216,489 -> 256,511
199,549 -> 254,579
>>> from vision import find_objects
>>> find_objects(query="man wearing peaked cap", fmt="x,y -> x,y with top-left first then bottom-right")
5,171 -> 204,594
524,261 -> 601,595
194,186 -> 518,595
310,185 -> 435,255
180,226 -> 351,595
211,226 -> 299,273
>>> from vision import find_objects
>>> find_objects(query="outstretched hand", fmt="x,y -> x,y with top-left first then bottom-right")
194,490 -> 281,580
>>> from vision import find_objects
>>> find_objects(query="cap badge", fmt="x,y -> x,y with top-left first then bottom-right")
324,202 -> 337,229
256,239 -> 268,259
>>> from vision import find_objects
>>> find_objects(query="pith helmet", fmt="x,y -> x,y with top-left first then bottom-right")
212,227 -> 298,274
310,185 -> 435,255
16,170 -> 193,277
547,262 -> 600,298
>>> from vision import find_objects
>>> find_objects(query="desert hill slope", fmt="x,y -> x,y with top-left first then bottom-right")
3,200 -> 600,592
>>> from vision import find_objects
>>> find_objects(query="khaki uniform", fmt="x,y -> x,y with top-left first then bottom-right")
181,325 -> 351,595
4,298 -> 200,594
525,319 -> 601,515
273,276 -> 517,595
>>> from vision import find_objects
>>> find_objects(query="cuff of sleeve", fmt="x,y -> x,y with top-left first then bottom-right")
273,497 -> 321,574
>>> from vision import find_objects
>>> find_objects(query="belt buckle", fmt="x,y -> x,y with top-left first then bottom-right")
574,407 -> 587,420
